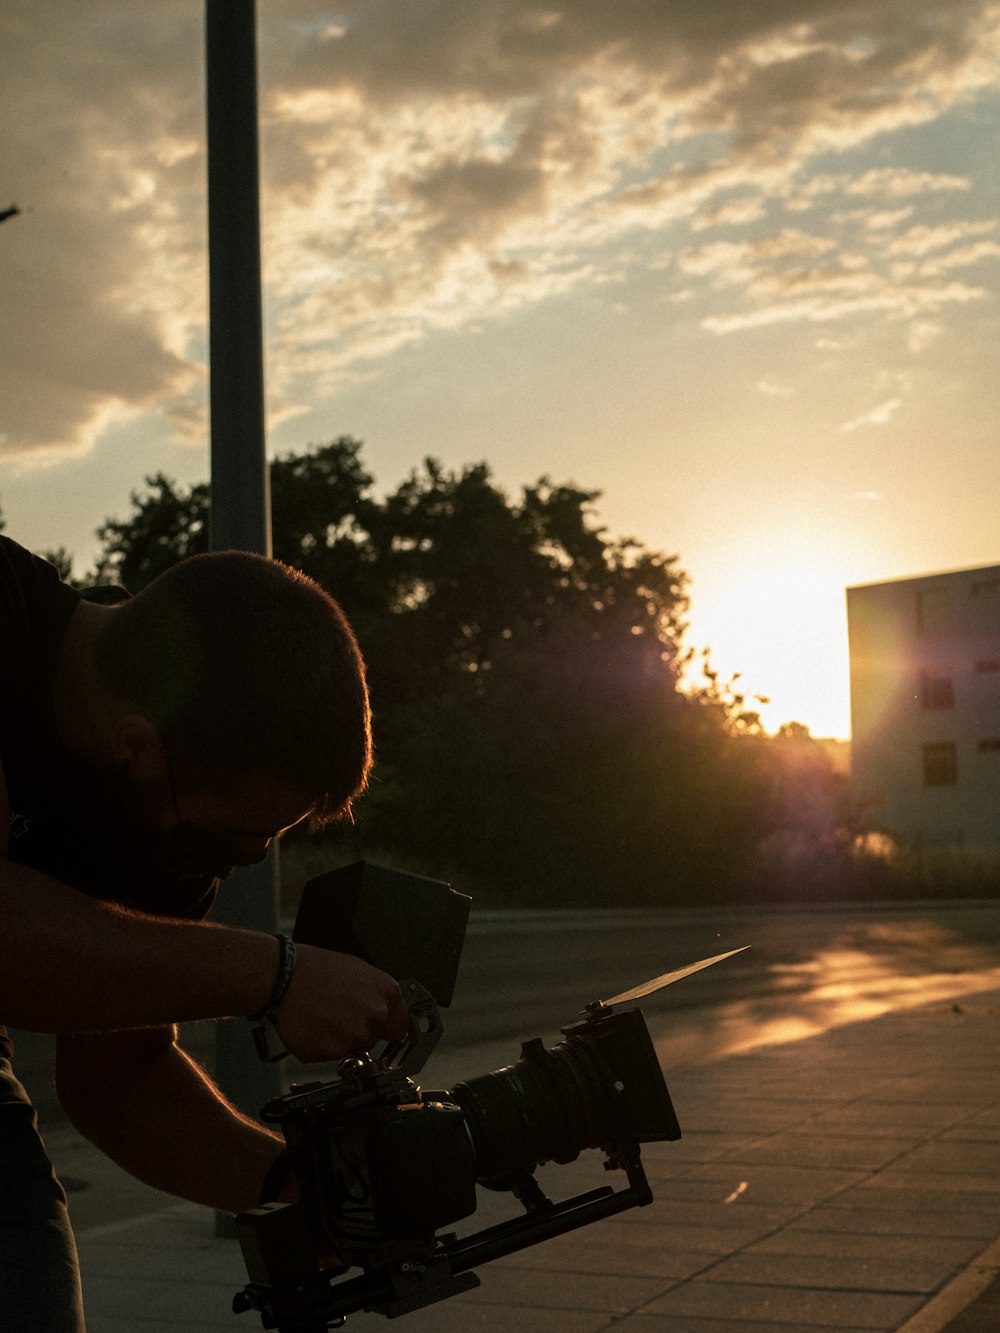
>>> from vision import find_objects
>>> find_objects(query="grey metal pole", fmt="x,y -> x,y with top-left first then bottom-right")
204,0 -> 282,1210
206,0 -> 272,557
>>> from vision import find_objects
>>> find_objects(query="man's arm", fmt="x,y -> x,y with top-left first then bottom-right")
55,1027 -> 289,1214
0,855 -> 408,1062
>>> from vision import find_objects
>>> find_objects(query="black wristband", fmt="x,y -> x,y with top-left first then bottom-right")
248,934 -> 298,1022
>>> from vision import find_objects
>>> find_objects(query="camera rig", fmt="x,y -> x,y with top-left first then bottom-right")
232,863 -> 746,1331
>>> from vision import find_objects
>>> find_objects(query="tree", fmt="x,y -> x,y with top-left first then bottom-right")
84,440 -> 781,906
89,438 -> 376,598
93,473 -> 210,590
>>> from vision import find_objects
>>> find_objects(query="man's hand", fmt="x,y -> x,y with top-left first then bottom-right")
273,945 -> 409,1063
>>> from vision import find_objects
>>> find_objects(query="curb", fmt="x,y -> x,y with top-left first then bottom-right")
895,1236 -> 1000,1333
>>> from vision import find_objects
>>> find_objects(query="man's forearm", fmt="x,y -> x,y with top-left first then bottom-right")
0,859 -> 276,1033
56,1030 -> 287,1214
2,855 -> 409,1065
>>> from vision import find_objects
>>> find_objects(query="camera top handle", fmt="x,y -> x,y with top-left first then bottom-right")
371,978 -> 443,1078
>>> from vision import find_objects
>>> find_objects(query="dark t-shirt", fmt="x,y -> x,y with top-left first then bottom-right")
0,536 -> 217,1061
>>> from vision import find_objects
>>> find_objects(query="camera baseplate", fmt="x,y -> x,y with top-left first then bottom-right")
234,1143 -> 652,1329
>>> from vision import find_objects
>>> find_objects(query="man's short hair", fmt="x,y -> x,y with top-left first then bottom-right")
96,552 -> 372,822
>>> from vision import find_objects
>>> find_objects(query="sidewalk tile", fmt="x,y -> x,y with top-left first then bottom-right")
856,1172 -> 1000,1200
625,1198 -> 813,1233
663,1161 -> 866,1209
247,1296 -> 610,1333
748,1227 -> 984,1267
720,1132 -> 915,1171
459,1265 -> 673,1312
597,1218 -> 772,1253
794,1201 -> 1000,1240
613,1317 -> 881,1333
806,1102 -> 975,1136
492,1236 -> 718,1280
871,1076 -> 1000,1106
83,1275 -> 241,1325
891,1139 -> 1000,1176
703,1250 -> 955,1294
639,1279 -> 924,1327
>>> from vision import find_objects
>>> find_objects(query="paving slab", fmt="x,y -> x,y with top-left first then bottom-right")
637,1279 -> 924,1327
612,1319 -> 883,1333
61,983 -> 1000,1332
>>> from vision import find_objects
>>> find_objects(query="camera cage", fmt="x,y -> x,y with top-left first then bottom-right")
232,864 -> 746,1330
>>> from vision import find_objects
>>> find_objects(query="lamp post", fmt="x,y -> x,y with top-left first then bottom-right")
204,0 -> 282,1198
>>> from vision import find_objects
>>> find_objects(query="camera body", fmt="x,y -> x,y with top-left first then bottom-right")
264,1041 -> 479,1263
234,864 -> 683,1329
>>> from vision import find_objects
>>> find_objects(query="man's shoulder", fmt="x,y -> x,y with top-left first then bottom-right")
0,533 -> 43,580
0,534 -> 80,626
0,535 -> 69,605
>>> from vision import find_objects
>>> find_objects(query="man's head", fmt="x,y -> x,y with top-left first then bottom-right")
94,551 -> 372,873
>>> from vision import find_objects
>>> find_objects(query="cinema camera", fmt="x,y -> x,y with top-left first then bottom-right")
233,863 -> 746,1331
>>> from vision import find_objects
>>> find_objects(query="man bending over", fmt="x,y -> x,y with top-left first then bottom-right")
0,535 -> 408,1331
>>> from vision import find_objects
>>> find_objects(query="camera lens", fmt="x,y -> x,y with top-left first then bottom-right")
449,1029 -> 623,1184
449,1009 -> 681,1186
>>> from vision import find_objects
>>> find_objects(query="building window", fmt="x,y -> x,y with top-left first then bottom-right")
919,672 -> 954,709
922,742 -> 958,786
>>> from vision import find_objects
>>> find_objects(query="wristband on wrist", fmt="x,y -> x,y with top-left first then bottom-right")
249,933 -> 298,1063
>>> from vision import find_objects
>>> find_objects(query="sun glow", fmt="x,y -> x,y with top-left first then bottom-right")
688,537 -> 865,740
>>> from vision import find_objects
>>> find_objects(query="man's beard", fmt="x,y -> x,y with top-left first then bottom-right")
98,762 -> 237,882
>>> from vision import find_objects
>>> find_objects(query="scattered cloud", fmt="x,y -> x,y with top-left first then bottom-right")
886,219 -> 998,256
1,0 -> 999,456
694,206 -> 998,336
838,397 -> 905,433
795,168 -> 973,205
907,318 -> 945,351
691,195 -> 768,231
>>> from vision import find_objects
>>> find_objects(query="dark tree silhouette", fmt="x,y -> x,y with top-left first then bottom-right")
76,440 -> 814,906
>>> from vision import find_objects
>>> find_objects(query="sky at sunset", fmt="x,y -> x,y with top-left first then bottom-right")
2,2 -> 999,739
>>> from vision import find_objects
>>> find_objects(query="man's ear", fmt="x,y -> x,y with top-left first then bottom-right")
109,714 -> 166,781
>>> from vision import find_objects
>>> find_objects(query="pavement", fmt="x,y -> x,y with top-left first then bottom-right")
44,983 -> 1000,1332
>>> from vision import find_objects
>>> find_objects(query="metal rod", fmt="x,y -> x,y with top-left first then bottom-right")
204,0 -> 282,1211
206,0 -> 272,556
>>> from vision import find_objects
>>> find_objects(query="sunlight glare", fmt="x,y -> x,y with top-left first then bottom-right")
688,535 -> 865,738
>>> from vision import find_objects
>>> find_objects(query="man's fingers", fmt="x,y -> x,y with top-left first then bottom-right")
384,986 -> 410,1042
273,946 -> 414,1064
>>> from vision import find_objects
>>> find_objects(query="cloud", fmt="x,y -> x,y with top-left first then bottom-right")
0,2 -> 206,455
906,318 -> 944,351
917,238 -> 1000,276
886,219 -> 998,256
1,0 -> 1000,457
796,168 -> 973,204
690,208 -> 998,337
838,397 -> 904,432
758,377 -> 793,396
691,195 -> 768,231
703,280 -> 986,334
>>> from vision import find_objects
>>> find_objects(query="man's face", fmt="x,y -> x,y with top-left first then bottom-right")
121,751 -> 314,880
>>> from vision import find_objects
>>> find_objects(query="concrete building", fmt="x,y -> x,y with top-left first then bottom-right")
847,562 -> 1000,855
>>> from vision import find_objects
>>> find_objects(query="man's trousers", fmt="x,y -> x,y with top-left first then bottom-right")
0,1059 -> 86,1331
